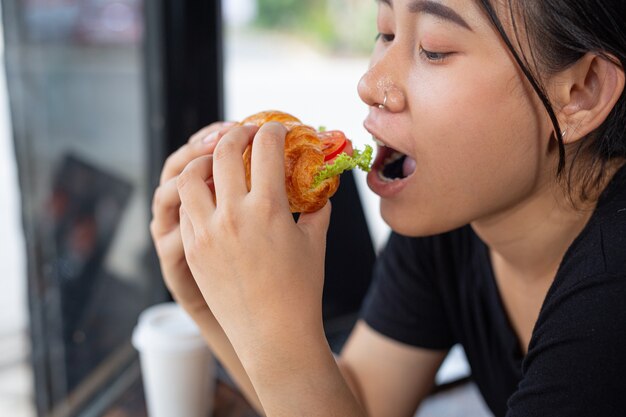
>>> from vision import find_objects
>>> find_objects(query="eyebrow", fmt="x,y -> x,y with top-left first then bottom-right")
377,0 -> 473,31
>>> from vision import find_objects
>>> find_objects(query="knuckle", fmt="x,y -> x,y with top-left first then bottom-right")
163,152 -> 179,171
149,219 -> 158,238
263,121 -> 287,134
255,131 -> 281,150
253,195 -> 280,217
194,225 -> 213,247
152,185 -> 164,209
188,125 -> 211,144
161,154 -> 180,182
257,123 -> 286,144
207,121 -> 225,131
213,140 -> 235,162
176,169 -> 193,190
216,209 -> 240,235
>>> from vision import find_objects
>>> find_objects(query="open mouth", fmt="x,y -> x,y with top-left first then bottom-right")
373,139 -> 416,182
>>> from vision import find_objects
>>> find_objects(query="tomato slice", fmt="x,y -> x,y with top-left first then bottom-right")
319,130 -> 348,161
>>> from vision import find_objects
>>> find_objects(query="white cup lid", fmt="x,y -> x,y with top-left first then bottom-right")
132,302 -> 207,352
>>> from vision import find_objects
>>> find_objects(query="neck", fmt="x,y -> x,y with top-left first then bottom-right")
471,179 -> 595,282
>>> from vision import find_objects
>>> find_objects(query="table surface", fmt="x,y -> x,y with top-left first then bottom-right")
101,377 -> 260,417
100,373 -> 492,417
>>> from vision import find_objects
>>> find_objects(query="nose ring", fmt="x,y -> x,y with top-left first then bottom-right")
378,92 -> 388,110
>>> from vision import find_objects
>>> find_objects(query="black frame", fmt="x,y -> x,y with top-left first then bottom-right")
145,0 -> 224,167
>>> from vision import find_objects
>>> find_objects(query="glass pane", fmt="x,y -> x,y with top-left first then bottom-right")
2,0 -> 164,414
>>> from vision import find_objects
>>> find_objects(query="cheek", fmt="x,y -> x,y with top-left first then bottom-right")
389,64 -> 549,235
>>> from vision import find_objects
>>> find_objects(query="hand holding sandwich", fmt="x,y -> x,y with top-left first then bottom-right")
177,121 -> 366,416
177,121 -> 331,350
176,110 -> 372,346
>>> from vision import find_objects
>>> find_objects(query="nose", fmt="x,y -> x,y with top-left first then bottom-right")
357,54 -> 405,112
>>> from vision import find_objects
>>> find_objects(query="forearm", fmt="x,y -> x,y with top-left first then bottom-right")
184,307 -> 266,416
238,325 -> 367,417
336,357 -> 368,413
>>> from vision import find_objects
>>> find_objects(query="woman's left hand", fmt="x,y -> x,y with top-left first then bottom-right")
176,122 -> 332,359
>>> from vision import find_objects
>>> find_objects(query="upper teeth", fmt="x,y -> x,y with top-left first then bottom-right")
384,151 -> 405,165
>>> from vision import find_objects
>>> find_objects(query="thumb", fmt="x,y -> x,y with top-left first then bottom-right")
297,201 -> 332,241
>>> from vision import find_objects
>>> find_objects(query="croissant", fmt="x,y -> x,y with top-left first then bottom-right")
240,110 -> 371,213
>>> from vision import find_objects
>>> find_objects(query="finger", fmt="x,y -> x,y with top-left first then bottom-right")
212,125 -> 259,205
154,225 -> 185,267
177,156 -> 216,231
160,123 -> 235,185
297,201 -> 332,242
250,122 -> 289,203
188,121 -> 236,145
179,206 -> 195,251
151,176 -> 182,235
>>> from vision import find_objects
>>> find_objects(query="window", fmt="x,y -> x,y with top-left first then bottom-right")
2,1 -> 165,415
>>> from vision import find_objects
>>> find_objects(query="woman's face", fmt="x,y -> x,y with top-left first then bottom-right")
359,0 -> 557,236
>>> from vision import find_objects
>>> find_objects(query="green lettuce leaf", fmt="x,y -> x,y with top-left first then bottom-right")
312,145 -> 373,188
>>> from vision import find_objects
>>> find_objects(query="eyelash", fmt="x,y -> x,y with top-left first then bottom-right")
419,47 -> 451,63
375,32 -> 395,43
376,34 -> 452,63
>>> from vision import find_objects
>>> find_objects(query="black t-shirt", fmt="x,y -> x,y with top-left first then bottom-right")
362,165 -> 626,417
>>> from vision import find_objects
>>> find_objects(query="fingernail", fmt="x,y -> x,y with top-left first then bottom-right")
202,131 -> 219,145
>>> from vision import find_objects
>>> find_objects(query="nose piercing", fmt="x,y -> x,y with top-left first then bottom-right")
378,92 -> 388,110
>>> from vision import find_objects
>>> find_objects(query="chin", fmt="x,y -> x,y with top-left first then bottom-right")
380,200 -> 469,238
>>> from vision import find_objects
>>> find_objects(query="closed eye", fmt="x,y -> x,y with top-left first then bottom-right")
375,32 -> 395,43
419,46 -> 452,62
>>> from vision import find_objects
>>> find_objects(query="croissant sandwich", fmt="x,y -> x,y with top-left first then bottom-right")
240,110 -> 372,213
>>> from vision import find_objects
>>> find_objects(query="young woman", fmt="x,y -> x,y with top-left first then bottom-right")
150,0 -> 626,416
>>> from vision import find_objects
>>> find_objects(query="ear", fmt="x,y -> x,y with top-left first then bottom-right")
552,53 -> 625,144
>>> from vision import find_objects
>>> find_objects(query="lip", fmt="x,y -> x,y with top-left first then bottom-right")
367,167 -> 412,198
363,118 -> 414,198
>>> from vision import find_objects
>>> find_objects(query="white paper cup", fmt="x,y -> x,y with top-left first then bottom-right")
132,302 -> 215,417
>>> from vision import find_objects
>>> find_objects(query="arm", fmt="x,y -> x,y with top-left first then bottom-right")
338,321 -> 448,417
176,123 -> 366,416
226,319 -> 445,417
184,308 -> 265,415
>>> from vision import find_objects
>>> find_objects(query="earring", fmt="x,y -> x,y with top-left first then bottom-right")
378,92 -> 388,110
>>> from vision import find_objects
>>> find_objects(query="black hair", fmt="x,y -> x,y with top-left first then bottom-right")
477,0 -> 626,200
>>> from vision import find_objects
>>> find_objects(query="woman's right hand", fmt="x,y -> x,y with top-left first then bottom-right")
150,121 -> 235,316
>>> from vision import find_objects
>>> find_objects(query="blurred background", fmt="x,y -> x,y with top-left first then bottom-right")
0,1 -> 483,416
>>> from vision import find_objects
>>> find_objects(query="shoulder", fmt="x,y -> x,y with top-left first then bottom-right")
507,169 -> 626,416
508,272 -> 626,416
536,195 -> 626,349
556,165 -> 626,281
533,271 -> 626,349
